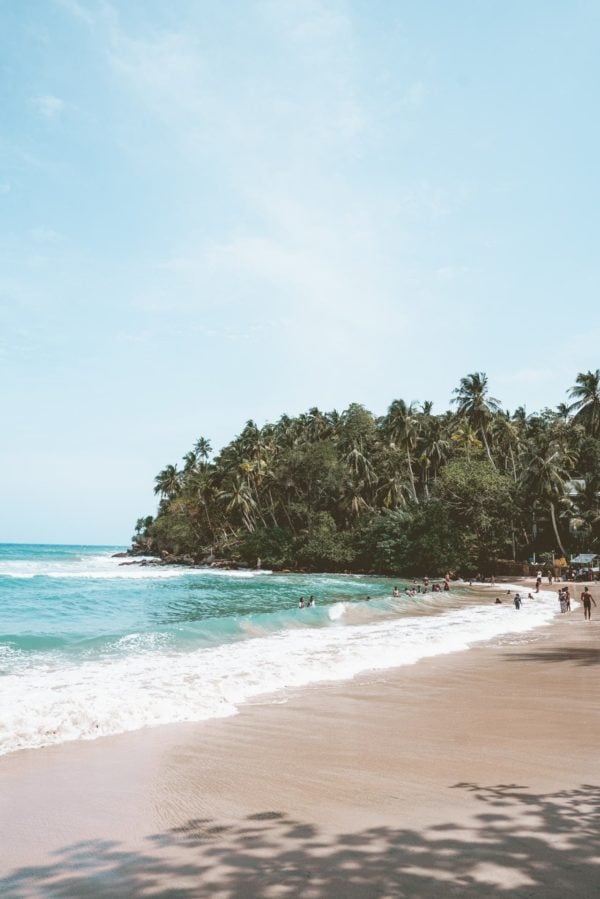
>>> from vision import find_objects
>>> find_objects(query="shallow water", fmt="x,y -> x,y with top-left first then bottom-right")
0,544 -> 557,755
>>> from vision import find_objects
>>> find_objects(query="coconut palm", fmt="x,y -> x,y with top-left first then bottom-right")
182,451 -> 198,475
451,372 -> 501,467
385,400 -> 420,501
520,441 -> 573,556
419,416 -> 450,492
490,413 -> 522,481
450,421 -> 483,462
568,369 -> 600,436
570,474 -> 600,548
217,477 -> 257,531
193,437 -> 212,464
153,464 -> 181,499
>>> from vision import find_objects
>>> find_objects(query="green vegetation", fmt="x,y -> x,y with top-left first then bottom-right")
132,371 -> 600,575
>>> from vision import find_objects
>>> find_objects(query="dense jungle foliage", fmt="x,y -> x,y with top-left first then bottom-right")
132,371 -> 600,575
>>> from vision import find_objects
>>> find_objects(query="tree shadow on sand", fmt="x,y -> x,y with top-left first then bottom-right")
2,783 -> 599,898
506,647 -> 600,667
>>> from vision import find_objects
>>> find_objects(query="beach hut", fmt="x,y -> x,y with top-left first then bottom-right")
570,553 -> 599,566
569,553 -> 600,581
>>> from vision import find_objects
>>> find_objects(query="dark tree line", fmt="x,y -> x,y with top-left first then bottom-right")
132,370 -> 600,575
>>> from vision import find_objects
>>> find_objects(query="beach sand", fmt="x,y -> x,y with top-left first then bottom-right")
1,587 -> 599,897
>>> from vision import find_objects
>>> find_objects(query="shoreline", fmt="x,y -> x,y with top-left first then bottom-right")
0,579 -> 557,758
1,586 -> 599,896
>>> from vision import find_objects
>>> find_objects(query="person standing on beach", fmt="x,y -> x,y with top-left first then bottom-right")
581,587 -> 596,620
536,570 -> 542,593
514,594 -> 522,610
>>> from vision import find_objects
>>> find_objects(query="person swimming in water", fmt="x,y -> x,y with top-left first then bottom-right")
308,596 -> 315,607
298,597 -> 305,609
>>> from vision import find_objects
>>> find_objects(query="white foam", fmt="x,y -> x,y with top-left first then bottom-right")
0,555 -> 270,581
0,591 -> 557,756
328,602 -> 346,620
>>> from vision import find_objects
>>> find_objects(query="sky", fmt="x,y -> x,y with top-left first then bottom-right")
1,0 -> 599,544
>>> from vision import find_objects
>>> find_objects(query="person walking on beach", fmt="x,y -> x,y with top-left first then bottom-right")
564,587 -> 571,611
581,587 -> 596,621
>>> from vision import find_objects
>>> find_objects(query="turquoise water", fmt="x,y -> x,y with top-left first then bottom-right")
0,544 -> 556,756
0,543 -> 401,657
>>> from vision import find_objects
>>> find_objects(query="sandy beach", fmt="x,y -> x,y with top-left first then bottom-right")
1,585 -> 599,897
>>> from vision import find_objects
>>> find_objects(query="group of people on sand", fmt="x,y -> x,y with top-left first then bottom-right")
557,584 -> 597,619
557,586 -> 572,613
493,583 -> 597,620
298,596 -> 316,608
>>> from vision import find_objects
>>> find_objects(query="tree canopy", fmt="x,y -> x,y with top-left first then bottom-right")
133,371 -> 600,575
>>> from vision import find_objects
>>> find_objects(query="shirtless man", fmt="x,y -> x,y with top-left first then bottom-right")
581,587 -> 596,621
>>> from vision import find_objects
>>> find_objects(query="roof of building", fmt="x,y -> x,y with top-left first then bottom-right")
570,553 -> 600,564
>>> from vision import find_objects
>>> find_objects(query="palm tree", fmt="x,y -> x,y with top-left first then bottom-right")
385,400 -> 419,501
568,370 -> 600,436
217,477 -> 257,531
570,474 -> 600,548
153,464 -> 181,499
193,437 -> 212,465
452,372 -> 501,468
490,413 -> 522,481
450,421 -> 482,462
182,451 -> 197,475
520,442 -> 572,556
419,415 -> 450,493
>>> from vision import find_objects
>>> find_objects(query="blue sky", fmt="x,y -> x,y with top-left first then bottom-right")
1,0 -> 599,544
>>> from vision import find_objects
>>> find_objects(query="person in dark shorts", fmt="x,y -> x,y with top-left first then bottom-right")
514,594 -> 522,610
581,587 -> 596,621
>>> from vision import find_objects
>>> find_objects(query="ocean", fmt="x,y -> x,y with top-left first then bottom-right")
0,544 -> 557,756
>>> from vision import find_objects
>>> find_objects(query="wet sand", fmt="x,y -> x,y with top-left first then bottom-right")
1,589 -> 599,897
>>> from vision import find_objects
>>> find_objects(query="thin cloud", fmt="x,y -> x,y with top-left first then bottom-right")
53,0 -> 95,25
32,95 -> 65,119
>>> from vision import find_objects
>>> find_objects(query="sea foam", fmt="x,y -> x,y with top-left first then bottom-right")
0,590 -> 557,756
